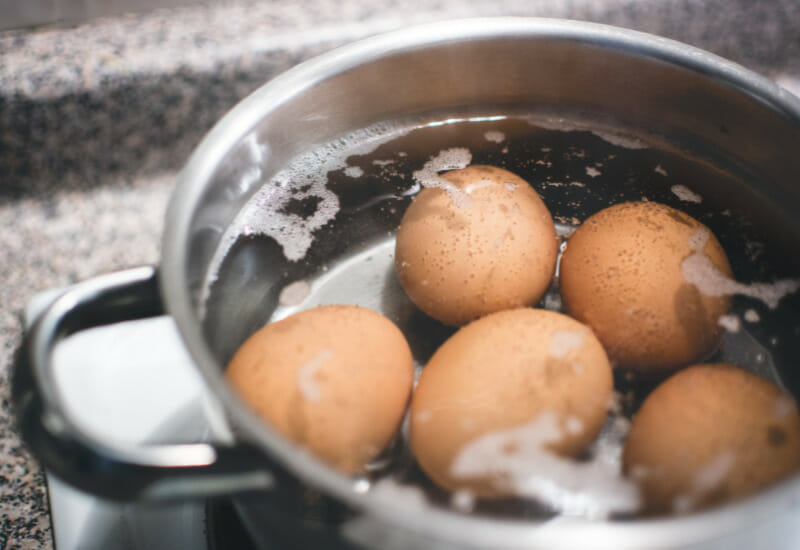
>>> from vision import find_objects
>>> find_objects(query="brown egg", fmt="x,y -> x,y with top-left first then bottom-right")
623,363 -> 800,515
225,305 -> 414,473
395,165 -> 558,326
410,308 -> 613,495
560,201 -> 732,374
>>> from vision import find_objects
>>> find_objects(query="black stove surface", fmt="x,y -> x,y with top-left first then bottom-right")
206,500 -> 260,550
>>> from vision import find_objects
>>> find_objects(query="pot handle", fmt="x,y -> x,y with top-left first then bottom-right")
13,266 -> 275,501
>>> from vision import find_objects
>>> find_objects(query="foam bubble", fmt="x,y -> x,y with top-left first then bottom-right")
681,229 -> 800,309
744,309 -> 761,323
655,165 -> 668,176
549,330 -> 585,359
199,121 -> 410,313
450,411 -> 640,518
673,451 -> 736,513
671,184 -> 702,203
412,148 -> 473,208
774,395 -> 796,419
278,280 -> 311,306
344,166 -> 364,178
585,166 -> 601,178
465,178 -> 496,195
717,314 -> 740,333
369,478 -> 430,508
297,349 -> 334,402
483,130 -> 506,143
451,490 -> 476,512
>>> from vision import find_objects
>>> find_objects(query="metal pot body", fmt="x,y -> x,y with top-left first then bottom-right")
15,18 -> 800,550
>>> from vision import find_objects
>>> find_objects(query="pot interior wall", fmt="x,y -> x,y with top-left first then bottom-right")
175,23 -> 800,536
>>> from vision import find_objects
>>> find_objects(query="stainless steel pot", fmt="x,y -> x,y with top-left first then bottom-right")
14,17 -> 800,550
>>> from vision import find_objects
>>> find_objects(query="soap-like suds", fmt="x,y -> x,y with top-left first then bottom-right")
774,395 -> 796,419
744,309 -> 761,323
524,116 -> 648,150
199,121 -> 411,313
297,350 -> 334,402
465,178 -> 496,195
369,478 -> 430,508
717,314 -> 740,333
681,229 -> 800,309
671,184 -> 702,203
655,165 -> 668,176
451,490 -> 476,512
591,130 -> 648,150
372,159 -> 395,166
504,182 -> 517,192
565,416 -> 584,435
585,166 -> 601,178
412,148 -> 473,208
673,451 -> 736,513
278,280 -> 311,306
550,330 -> 585,359
344,166 -> 364,178
450,412 -> 640,518
484,130 -> 506,143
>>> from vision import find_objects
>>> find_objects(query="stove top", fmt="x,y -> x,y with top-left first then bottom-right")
26,291 -> 235,550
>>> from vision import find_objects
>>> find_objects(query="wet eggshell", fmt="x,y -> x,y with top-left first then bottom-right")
225,305 -> 414,473
560,201 -> 732,373
395,165 -> 558,326
410,308 -> 613,495
623,363 -> 800,515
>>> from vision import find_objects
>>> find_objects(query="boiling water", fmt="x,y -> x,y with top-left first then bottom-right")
204,113 -> 800,520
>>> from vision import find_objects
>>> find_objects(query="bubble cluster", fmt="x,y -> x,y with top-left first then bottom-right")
682,228 -> 800,309
671,184 -> 703,203
451,411 -> 640,518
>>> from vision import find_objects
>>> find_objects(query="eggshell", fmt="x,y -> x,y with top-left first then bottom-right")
410,308 -> 613,495
225,305 -> 414,473
395,165 -> 558,326
560,201 -> 732,373
623,363 -> 800,514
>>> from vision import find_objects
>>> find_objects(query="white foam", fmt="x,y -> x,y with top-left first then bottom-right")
717,314 -> 740,333
774,395 -> 796,419
525,116 -> 649,150
655,165 -> 668,176
672,451 -> 736,513
585,166 -> 601,178
450,412 -> 640,518
412,148 -> 473,208
483,131 -> 506,143
549,330 -> 585,359
565,416 -> 584,435
451,490 -> 476,513
591,130 -> 648,150
671,184 -> 703,203
344,166 -> 364,178
278,280 -> 311,306
368,478 -> 430,509
681,229 -> 800,309
199,121 -> 410,313
297,349 -> 334,402
465,179 -> 497,195
744,309 -> 761,323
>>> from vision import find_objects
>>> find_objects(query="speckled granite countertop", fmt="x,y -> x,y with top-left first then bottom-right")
1,0 -> 799,548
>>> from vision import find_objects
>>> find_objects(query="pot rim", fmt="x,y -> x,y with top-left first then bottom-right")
161,17 -> 800,549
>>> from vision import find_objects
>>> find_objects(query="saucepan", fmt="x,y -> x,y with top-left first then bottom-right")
13,17 -> 800,550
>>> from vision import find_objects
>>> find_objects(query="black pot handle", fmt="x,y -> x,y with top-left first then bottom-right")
13,266 -> 275,501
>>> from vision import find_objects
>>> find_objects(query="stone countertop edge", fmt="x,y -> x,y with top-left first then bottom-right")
1,0 -> 800,549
